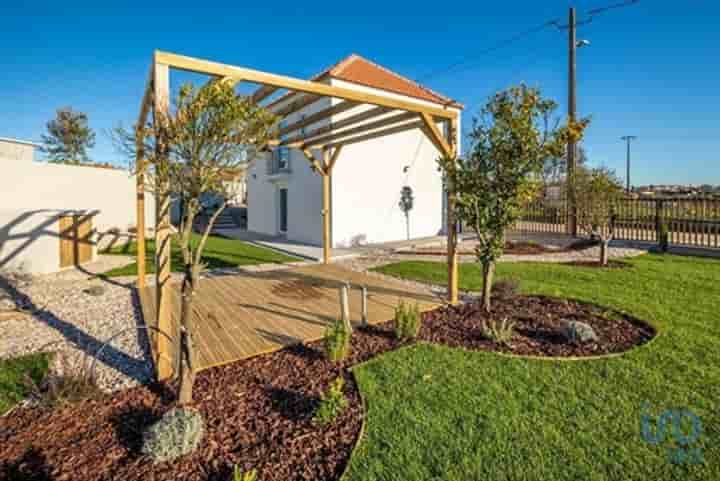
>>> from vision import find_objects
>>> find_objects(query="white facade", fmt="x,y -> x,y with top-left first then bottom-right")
246,80 -> 461,247
0,138 -> 155,273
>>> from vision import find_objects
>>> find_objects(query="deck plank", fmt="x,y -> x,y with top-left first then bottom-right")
138,264 -> 442,372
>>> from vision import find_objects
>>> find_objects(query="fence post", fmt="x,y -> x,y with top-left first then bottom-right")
656,199 -> 668,252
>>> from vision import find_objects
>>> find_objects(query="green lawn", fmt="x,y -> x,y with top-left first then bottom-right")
0,353 -> 50,415
102,233 -> 298,277
345,254 -> 719,480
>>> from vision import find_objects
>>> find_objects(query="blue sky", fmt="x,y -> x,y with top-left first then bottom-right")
2,0 -> 718,186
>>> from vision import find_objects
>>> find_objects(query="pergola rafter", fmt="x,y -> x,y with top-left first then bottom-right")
136,51 -> 461,378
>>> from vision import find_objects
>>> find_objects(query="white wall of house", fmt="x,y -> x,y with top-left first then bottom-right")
247,95 -> 331,244
0,139 -> 156,273
245,81 -> 461,248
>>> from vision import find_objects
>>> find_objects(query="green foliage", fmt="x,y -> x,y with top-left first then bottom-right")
142,408 -> 205,463
480,317 -> 516,346
323,319 -> 351,363
41,107 -> 96,164
658,222 -> 670,252
233,466 -> 258,481
437,84 -> 589,309
574,166 -> 624,241
394,300 -> 422,341
314,377 -> 349,426
0,353 -> 50,415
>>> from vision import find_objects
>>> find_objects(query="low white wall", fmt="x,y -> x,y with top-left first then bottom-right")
0,156 -> 155,273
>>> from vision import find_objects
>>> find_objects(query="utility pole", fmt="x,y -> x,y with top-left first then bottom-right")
621,135 -> 637,194
567,6 -> 578,237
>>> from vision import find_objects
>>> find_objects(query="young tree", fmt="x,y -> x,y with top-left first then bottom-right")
116,80 -> 277,404
398,185 -> 414,240
438,85 -> 588,311
41,107 -> 96,164
574,166 -> 624,266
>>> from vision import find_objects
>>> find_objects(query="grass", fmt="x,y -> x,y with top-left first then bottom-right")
0,353 -> 50,415
344,254 -> 720,480
101,233 -> 298,277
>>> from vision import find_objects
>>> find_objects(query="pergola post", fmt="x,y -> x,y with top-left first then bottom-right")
420,113 -> 459,304
135,129 -> 146,289
153,60 -> 174,379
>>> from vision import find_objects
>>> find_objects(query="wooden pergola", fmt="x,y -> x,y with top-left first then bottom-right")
135,51 -> 461,378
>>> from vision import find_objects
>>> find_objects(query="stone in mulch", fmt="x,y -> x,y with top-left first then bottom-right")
0,291 -> 655,481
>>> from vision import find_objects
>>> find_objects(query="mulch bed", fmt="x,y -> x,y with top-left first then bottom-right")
400,239 -> 600,257
563,260 -> 631,269
0,292 -> 655,481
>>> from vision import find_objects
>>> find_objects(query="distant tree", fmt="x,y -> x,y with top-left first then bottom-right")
115,80 -> 277,404
574,166 -> 624,266
439,84 -> 588,311
398,186 -> 414,240
41,107 -> 96,164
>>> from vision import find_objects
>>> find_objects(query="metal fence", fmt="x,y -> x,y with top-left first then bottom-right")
513,197 -> 720,249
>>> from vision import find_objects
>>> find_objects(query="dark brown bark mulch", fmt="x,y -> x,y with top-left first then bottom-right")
0,294 -> 655,481
563,260 -> 631,269
400,239 -> 601,257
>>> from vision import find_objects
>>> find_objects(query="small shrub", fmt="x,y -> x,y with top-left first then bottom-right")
394,301 -> 421,341
314,377 -> 349,426
491,278 -> 520,300
323,319 -> 351,362
142,408 -> 205,463
234,466 -> 258,481
481,318 -> 516,346
26,352 -> 103,408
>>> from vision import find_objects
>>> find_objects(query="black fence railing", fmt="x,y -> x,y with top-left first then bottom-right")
513,197 -> 720,249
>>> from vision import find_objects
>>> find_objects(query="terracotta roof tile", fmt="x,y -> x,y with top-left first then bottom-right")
267,54 -> 462,109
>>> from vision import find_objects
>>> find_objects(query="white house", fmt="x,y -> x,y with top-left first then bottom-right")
246,55 -> 462,248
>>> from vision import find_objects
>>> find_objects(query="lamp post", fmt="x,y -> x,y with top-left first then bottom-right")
621,135 -> 637,194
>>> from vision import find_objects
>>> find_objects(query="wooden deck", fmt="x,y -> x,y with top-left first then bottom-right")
138,264 -> 441,372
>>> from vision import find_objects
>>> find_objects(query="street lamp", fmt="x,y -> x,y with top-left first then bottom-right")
621,135 -> 637,194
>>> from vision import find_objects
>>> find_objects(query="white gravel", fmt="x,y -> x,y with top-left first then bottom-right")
0,255 -> 154,392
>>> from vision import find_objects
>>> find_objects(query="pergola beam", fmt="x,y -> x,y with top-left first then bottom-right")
302,111 -> 417,149
275,94 -> 322,118
324,120 -> 426,149
155,50 -> 457,120
420,113 -> 454,158
278,100 -> 358,138
280,105 -> 391,146
251,84 -> 279,104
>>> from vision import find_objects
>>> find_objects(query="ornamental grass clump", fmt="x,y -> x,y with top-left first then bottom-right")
141,408 -> 205,463
314,377 -> 349,426
481,317 -> 516,347
394,300 -> 421,341
323,319 -> 351,362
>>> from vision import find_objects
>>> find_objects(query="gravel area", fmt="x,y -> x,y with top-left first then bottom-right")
0,255 -> 154,392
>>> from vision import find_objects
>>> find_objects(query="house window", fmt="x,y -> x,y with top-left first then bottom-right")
273,120 -> 291,172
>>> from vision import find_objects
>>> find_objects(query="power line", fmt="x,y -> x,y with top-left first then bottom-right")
417,21 -> 557,81
417,0 -> 640,82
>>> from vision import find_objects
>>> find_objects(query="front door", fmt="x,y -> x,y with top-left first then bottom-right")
279,188 -> 288,234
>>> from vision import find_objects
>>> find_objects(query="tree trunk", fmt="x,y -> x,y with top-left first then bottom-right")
406,214 -> 410,240
481,261 -> 495,312
177,273 -> 197,405
600,240 -> 610,266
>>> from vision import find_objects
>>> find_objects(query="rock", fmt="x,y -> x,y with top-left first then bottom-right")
83,285 -> 106,297
563,320 -> 599,344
